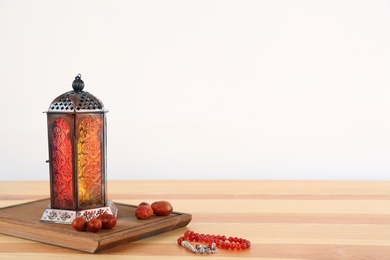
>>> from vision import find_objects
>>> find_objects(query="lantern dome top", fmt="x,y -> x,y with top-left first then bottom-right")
48,74 -> 105,113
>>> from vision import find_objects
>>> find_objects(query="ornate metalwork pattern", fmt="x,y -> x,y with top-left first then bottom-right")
79,208 -> 107,221
41,208 -> 76,224
78,116 -> 102,208
40,200 -> 118,224
60,212 -> 72,221
46,210 -> 58,220
51,117 -> 74,208
76,200 -> 117,221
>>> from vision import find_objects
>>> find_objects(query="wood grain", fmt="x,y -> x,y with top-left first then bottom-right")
1,180 -> 390,259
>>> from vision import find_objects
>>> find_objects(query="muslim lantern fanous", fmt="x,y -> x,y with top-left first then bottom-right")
41,74 -> 117,224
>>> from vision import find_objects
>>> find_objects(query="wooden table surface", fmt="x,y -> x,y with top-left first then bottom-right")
1,180 -> 390,259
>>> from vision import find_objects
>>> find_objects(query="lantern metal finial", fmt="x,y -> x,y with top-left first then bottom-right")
72,74 -> 84,92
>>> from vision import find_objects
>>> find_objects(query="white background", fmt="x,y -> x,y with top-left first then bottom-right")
0,0 -> 389,180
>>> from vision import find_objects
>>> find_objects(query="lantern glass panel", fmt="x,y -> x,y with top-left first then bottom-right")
76,113 -> 106,209
47,114 -> 75,210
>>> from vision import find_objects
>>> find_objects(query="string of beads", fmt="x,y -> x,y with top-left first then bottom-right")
177,230 -> 251,253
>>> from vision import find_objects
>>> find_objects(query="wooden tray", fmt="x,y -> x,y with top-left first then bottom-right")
0,198 -> 191,253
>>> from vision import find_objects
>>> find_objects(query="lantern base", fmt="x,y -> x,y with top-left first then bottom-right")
40,200 -> 118,224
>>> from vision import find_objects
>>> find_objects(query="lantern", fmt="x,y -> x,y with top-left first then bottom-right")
41,74 -> 117,224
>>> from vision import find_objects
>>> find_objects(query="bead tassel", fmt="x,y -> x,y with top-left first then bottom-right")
177,230 -> 251,253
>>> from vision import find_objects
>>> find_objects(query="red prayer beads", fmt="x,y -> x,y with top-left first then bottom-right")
177,230 -> 251,251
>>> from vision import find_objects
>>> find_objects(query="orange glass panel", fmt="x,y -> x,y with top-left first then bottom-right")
51,117 -> 74,208
78,116 -> 102,208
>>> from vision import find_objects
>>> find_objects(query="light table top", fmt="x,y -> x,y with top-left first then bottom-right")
1,180 -> 390,259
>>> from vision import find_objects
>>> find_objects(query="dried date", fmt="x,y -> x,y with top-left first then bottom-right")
97,213 -> 117,229
135,204 -> 153,220
87,218 -> 102,233
72,217 -> 87,232
151,201 -> 173,216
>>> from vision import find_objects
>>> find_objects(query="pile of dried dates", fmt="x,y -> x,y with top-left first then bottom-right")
135,200 -> 173,219
72,213 -> 117,233
71,200 -> 173,232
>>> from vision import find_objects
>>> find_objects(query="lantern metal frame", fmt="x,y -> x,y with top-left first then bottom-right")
40,74 -> 117,224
